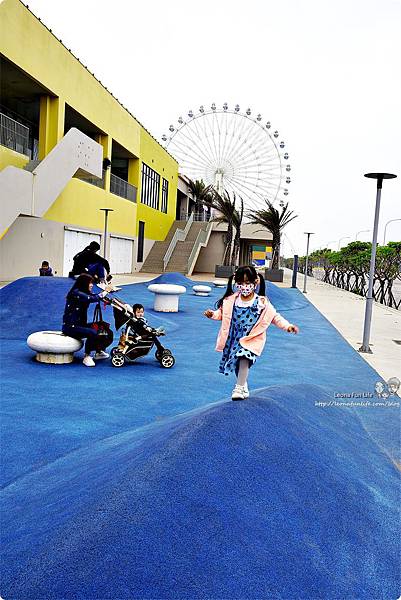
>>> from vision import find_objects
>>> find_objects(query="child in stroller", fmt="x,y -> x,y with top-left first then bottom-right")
107,296 -> 175,369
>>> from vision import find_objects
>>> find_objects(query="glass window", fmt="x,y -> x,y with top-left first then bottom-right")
161,178 -> 169,213
141,163 -> 160,210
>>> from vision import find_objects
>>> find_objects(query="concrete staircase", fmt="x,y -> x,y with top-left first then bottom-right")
0,128 -> 102,239
140,221 -> 186,273
141,221 -> 208,274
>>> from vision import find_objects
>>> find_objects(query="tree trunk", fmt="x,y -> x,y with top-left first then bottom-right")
231,230 -> 241,266
223,225 -> 234,266
271,234 -> 280,269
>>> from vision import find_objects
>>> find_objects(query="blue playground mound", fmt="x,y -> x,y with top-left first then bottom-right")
0,274 -> 400,598
146,271 -> 195,287
0,273 -> 309,341
1,384 -> 399,599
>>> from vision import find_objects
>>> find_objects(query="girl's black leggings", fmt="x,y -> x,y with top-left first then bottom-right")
62,324 -> 99,354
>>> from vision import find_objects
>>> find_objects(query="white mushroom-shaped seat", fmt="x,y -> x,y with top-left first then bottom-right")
27,331 -> 84,364
213,279 -> 227,288
147,284 -> 186,312
193,285 -> 212,297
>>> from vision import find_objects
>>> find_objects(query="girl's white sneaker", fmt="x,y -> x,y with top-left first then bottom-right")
232,384 -> 246,400
83,355 -> 95,367
94,350 -> 109,360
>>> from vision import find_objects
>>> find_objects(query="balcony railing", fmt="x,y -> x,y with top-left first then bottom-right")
110,173 -> 137,202
0,112 -> 30,156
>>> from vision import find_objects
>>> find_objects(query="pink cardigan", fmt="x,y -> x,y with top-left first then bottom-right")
211,292 -> 292,356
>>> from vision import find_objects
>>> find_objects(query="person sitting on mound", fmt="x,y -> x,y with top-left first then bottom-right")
69,241 -> 111,283
62,273 -> 113,367
39,260 -> 54,276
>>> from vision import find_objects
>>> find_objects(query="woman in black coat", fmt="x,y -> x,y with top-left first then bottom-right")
69,241 -> 110,281
62,274 -> 112,367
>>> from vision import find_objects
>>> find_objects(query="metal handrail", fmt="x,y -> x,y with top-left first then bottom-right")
110,172 -> 137,202
163,213 -> 194,271
187,220 -> 214,275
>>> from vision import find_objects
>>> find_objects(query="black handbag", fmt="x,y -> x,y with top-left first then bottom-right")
91,303 -> 114,351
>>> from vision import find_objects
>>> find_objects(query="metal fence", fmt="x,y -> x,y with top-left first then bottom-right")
110,173 -> 137,203
180,210 -> 211,222
294,264 -> 401,310
0,112 -> 30,156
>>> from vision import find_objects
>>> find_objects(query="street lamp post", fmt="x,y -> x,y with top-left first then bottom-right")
302,232 -> 314,294
359,172 -> 397,354
337,236 -> 350,251
355,229 -> 370,240
383,218 -> 401,245
100,208 -> 114,259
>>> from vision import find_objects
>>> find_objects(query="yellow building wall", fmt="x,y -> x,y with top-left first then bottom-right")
0,147 -> 30,171
0,0 -> 140,157
45,179 -> 137,237
137,129 -> 178,240
1,0 -> 179,245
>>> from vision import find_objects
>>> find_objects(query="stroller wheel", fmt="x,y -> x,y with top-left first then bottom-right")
111,352 -> 125,368
110,346 -> 119,357
163,348 -> 172,355
160,352 -> 175,369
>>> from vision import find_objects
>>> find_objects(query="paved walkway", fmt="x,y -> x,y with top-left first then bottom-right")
277,268 -> 400,382
113,269 -> 400,382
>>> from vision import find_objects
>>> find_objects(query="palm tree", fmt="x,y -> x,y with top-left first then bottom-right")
203,190 -> 237,266
230,194 -> 244,266
247,200 -> 298,270
187,178 -> 214,219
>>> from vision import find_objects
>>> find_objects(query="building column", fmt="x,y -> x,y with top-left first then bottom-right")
96,134 -> 112,191
128,157 -> 140,201
128,157 -> 139,186
38,96 -> 65,160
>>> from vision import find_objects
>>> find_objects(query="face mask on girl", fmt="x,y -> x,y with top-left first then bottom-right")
235,282 -> 255,296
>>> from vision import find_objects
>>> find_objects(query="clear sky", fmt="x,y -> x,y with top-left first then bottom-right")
26,0 -> 401,256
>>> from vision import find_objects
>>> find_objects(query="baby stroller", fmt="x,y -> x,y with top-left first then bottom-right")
104,295 -> 175,369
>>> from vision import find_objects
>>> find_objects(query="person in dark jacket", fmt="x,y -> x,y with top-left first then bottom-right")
69,241 -> 110,281
39,260 -> 54,276
62,273 -> 113,367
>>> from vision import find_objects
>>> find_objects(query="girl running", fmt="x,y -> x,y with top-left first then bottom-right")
204,265 -> 299,400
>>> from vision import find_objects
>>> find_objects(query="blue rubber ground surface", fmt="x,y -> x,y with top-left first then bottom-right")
1,275 -> 400,599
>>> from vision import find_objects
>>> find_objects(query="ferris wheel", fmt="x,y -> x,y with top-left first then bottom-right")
161,103 -> 291,210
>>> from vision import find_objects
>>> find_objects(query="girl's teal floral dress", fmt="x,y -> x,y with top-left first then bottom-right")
218,295 -> 261,376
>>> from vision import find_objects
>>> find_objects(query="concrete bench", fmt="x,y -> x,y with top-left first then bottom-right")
27,331 -> 84,364
193,285 -> 212,297
147,284 -> 186,312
